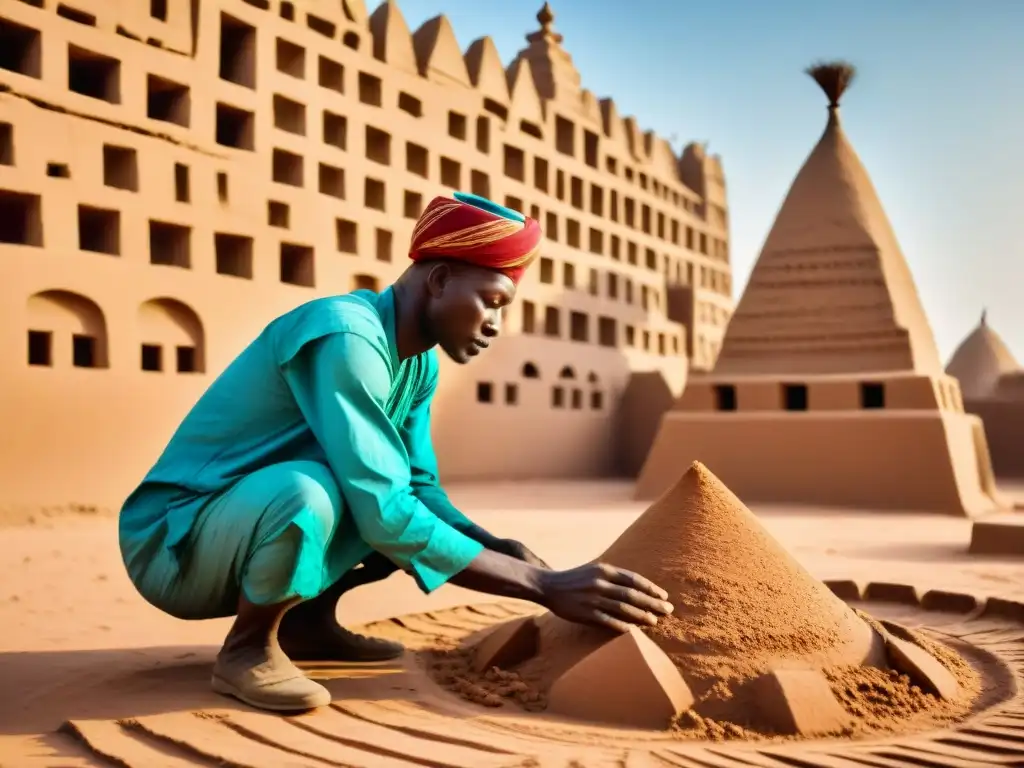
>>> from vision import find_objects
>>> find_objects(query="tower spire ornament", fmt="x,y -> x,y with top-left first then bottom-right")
527,2 -> 563,44
537,2 -> 554,30
806,60 -> 856,111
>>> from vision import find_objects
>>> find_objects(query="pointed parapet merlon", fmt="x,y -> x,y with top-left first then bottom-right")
355,2 -> 711,191
546,626 -> 694,729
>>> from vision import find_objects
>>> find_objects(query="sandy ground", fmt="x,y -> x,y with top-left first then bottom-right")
3,479 -> 1024,765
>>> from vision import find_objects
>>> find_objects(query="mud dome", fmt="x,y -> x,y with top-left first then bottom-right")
424,462 -> 982,740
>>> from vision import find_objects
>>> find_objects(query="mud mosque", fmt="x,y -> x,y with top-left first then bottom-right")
0,0 -> 734,510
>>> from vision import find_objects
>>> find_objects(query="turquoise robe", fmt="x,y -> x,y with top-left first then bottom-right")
118,287 -> 484,618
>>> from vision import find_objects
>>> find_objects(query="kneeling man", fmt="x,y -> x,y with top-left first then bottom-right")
119,192 -> 673,712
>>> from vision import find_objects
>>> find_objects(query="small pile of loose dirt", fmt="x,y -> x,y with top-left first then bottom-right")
823,620 -> 981,736
672,710 -> 765,742
425,642 -> 547,711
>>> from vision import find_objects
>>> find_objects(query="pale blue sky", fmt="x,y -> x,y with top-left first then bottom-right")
392,0 -> 1024,363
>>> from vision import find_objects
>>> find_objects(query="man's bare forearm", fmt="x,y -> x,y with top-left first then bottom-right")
449,548 -> 547,604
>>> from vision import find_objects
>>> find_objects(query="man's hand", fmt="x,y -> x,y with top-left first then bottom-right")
494,538 -> 550,569
537,562 -> 674,633
449,550 -> 673,634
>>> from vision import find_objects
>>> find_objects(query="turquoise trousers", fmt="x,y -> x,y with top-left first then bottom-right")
123,460 -> 390,620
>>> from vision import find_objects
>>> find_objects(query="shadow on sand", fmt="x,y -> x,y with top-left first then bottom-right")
0,644 -> 408,736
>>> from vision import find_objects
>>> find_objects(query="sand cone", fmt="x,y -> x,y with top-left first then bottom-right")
519,461 -> 886,694
467,461 -> 968,735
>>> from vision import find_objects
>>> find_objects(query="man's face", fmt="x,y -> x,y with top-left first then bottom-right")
426,264 -> 516,364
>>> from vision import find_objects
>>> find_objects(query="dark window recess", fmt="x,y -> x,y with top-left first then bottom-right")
714,384 -> 736,412
783,383 -> 808,411
861,382 -> 885,409
141,343 -> 162,371
477,382 -> 493,404
27,330 -> 51,366
176,346 -> 197,373
72,334 -> 96,368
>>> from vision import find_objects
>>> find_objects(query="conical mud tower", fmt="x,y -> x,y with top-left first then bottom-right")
465,463 -> 969,735
636,62 -> 1006,518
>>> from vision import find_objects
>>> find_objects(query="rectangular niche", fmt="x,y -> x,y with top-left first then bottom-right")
68,45 -> 121,103
147,74 -> 190,127
214,232 -> 253,279
0,122 -> 12,165
0,17 -> 42,79
149,220 -> 191,268
335,218 -> 356,253
28,330 -> 52,366
102,144 -> 138,191
272,148 -> 303,187
78,205 -> 120,255
268,200 -> 289,228
365,126 -> 390,165
322,111 -> 346,150
219,13 -> 256,89
273,93 -> 306,135
318,163 -> 344,198
215,102 -> 255,150
276,38 -> 305,78
0,189 -> 43,246
318,55 -> 343,92
280,242 -> 314,287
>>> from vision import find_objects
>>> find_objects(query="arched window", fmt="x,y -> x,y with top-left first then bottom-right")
26,290 -> 109,369
521,361 -> 540,379
138,297 -> 206,373
587,371 -> 599,383
558,365 -> 575,380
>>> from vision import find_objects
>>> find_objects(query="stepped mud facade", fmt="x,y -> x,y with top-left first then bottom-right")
947,313 -> 1024,479
636,64 -> 1003,517
0,0 -> 733,510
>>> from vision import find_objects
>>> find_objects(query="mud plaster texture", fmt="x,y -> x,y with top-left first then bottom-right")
424,464 -> 983,741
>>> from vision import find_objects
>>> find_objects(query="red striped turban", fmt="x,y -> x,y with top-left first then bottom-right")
409,192 -> 542,284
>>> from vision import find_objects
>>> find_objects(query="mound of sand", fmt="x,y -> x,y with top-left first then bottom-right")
427,461 -> 980,739
519,461 -> 886,694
